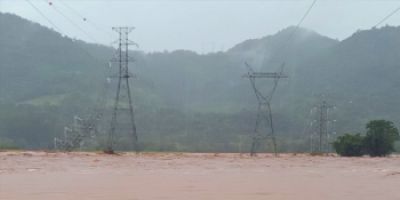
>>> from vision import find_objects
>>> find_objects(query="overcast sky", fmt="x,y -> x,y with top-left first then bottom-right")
1,0 -> 400,53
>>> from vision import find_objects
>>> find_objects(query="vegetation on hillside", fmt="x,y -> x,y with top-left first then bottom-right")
2,13 -> 400,152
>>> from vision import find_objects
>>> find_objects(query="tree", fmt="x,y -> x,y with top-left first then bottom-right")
333,133 -> 364,157
364,120 -> 399,157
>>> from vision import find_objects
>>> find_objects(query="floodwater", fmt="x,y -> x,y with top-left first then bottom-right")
1,151 -> 400,200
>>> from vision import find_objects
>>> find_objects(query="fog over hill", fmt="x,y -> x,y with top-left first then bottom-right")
1,12 -> 400,151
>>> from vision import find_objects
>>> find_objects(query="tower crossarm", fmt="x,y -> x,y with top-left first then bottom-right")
242,72 -> 288,79
243,62 -> 288,156
110,57 -> 136,63
108,72 -> 136,79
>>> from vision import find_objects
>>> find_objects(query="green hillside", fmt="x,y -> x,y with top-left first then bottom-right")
1,12 -> 400,152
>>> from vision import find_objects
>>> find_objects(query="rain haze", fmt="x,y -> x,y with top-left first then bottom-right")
2,1 -> 400,200
1,0 -> 400,53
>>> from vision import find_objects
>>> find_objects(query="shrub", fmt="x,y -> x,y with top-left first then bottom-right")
333,120 -> 400,157
333,133 -> 364,157
364,120 -> 399,157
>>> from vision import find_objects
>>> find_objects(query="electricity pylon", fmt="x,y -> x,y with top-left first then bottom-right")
243,62 -> 288,156
54,115 -> 99,151
317,100 -> 335,153
310,99 -> 335,154
105,27 -> 138,154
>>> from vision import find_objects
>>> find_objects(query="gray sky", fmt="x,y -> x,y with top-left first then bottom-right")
1,0 -> 400,53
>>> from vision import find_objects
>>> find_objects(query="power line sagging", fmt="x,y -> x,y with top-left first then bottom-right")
56,0 -> 114,38
24,0 -> 62,33
43,0 -> 98,43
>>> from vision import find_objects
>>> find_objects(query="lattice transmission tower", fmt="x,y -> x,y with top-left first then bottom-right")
309,99 -> 335,154
243,62 -> 288,156
54,115 -> 100,151
104,27 -> 139,154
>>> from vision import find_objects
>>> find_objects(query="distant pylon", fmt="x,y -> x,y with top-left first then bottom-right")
54,115 -> 99,151
105,27 -> 138,154
310,99 -> 335,154
243,62 -> 288,156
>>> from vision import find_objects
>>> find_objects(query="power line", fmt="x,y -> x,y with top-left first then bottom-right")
42,0 -> 98,43
56,0 -> 114,38
25,0 -> 115,150
30,0 -> 109,61
261,0 -> 318,67
25,0 -> 108,67
24,0 -> 62,33
286,0 -> 318,43
249,0 -> 316,156
57,0 -> 86,21
373,5 -> 400,28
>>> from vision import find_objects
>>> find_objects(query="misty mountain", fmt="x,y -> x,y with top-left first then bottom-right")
228,26 -> 338,69
1,12 -> 400,151
294,26 -> 400,130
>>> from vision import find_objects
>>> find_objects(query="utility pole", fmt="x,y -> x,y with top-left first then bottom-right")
105,27 -> 138,154
243,62 -> 288,156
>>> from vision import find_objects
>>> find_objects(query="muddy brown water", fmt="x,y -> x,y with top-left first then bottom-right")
1,151 -> 400,200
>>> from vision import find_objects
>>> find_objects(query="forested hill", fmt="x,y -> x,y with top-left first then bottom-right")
1,12 -> 400,152
0,13 -> 112,103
